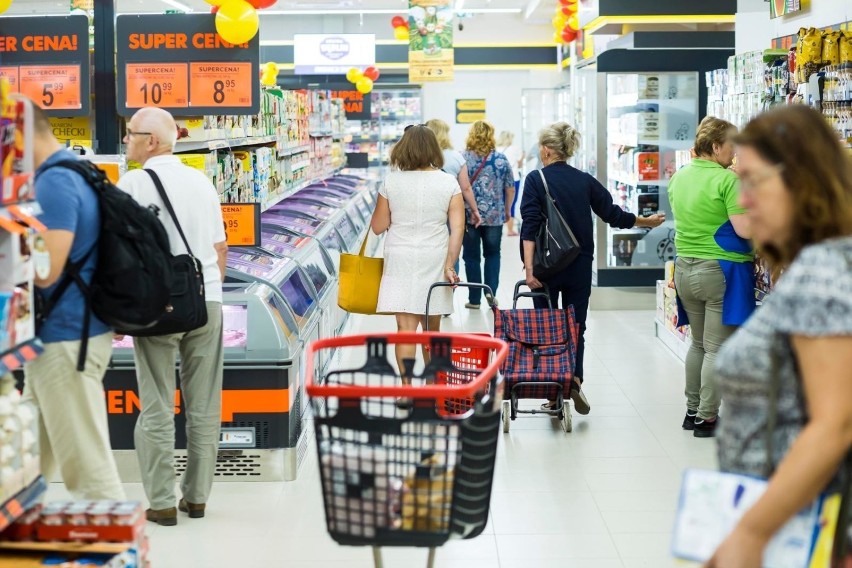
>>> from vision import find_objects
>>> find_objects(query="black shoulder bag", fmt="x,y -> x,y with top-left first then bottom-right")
130,169 -> 208,337
532,169 -> 581,279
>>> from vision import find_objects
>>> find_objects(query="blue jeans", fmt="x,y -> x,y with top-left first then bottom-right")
462,225 -> 502,304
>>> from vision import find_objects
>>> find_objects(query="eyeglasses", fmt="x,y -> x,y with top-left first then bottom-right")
740,163 -> 784,193
404,124 -> 427,132
125,129 -> 152,137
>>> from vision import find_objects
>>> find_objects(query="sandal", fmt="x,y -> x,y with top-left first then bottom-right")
540,400 -> 558,411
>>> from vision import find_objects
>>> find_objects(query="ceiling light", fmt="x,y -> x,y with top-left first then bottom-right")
160,0 -> 193,12
259,7 -> 521,16
454,0 -> 465,11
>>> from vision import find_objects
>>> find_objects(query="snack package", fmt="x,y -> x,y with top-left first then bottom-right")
840,31 -> 852,65
823,31 -> 842,66
798,28 -> 824,83
401,453 -> 454,532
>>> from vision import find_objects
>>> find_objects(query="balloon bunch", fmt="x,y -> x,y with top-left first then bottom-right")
0,0 -> 13,15
391,15 -> 410,42
552,0 -> 580,44
346,67 -> 380,95
206,0 -> 277,45
261,62 -> 279,87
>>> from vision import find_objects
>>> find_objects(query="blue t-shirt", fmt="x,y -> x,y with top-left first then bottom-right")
35,150 -> 110,343
463,150 -> 515,226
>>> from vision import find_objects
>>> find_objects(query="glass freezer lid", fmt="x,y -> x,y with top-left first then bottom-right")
227,252 -> 291,279
280,269 -> 316,318
284,201 -> 336,219
299,249 -> 332,296
296,190 -> 348,205
262,215 -> 322,236
260,231 -> 309,254
335,215 -> 359,248
112,304 -> 248,350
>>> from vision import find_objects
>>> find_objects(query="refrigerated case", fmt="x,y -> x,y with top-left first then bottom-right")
344,87 -> 422,169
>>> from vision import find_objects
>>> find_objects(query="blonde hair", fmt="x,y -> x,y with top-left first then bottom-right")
466,120 -> 496,157
496,131 -> 514,148
695,116 -> 736,158
538,122 -> 580,160
425,119 -> 453,150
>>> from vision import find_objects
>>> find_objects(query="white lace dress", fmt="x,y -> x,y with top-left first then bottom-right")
376,170 -> 461,315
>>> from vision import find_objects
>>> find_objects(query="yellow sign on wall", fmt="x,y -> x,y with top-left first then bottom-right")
50,116 -> 92,145
456,99 -> 486,123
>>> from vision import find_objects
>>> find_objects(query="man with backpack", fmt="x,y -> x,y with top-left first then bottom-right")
117,107 -> 228,527
25,104 -> 125,500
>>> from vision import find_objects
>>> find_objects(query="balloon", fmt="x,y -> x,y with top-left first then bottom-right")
363,66 -> 380,81
205,0 -> 224,5
265,61 -> 279,74
215,0 -> 259,45
0,0 -> 12,13
211,5 -> 219,13
552,15 -> 567,30
356,77 -> 373,94
553,31 -> 562,44
558,0 -> 571,5
561,28 -> 577,43
394,25 -> 409,41
346,67 -> 363,83
261,72 -> 277,86
391,15 -> 406,28
247,0 -> 277,7
568,13 -> 580,31
561,4 -> 577,15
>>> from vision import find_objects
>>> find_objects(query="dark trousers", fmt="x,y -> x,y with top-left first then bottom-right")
462,225 -> 503,304
532,256 -> 593,381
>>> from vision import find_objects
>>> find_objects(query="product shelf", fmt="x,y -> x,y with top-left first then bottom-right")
0,476 -> 46,535
174,134 -> 280,153
655,318 -> 690,364
0,338 -> 43,377
0,541 -> 130,555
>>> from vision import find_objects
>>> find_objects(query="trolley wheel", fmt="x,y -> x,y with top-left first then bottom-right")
561,407 -> 573,433
501,400 -> 511,433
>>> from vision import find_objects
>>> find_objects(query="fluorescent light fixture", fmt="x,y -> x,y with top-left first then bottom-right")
583,14 -> 736,34
259,8 -> 521,16
160,0 -> 193,12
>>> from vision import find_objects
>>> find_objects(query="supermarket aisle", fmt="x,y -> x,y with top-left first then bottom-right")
48,236 -> 713,568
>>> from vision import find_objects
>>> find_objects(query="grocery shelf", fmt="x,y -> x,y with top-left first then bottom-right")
0,541 -> 131,555
0,339 -> 44,376
259,166 -> 347,212
0,476 -> 46,534
174,135 -> 279,153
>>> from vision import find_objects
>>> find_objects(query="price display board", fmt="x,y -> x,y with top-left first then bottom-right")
116,14 -> 260,117
0,15 -> 90,117
221,203 -> 261,247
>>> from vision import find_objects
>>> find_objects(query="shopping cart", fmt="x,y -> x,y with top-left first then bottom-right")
305,331 -> 508,568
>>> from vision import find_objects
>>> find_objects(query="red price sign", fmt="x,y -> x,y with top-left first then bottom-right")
0,67 -> 20,92
190,62 -> 252,109
19,64 -> 82,111
221,203 -> 260,246
125,63 -> 189,109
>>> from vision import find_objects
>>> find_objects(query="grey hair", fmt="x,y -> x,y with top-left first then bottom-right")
538,122 -> 580,160
496,131 -> 514,148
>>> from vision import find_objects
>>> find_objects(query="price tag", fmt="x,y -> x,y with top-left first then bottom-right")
221,203 -> 260,247
190,62 -> 252,109
19,64 -> 82,111
125,63 -> 189,109
0,67 -> 20,92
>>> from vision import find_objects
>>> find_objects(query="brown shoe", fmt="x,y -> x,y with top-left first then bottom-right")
179,498 -> 206,518
146,507 -> 177,526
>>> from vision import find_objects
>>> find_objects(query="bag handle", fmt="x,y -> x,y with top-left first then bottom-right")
470,152 -> 490,185
145,169 -> 196,260
357,232 -> 370,256
537,169 -> 572,221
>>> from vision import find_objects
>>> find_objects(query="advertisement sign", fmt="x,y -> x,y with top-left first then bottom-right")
294,34 -> 376,75
0,15 -> 90,117
408,0 -> 454,83
327,83 -> 372,120
770,0 -> 802,19
221,203 -> 261,247
455,99 -> 486,124
116,14 -> 260,116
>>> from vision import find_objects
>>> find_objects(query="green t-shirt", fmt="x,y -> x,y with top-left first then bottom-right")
669,159 -> 753,262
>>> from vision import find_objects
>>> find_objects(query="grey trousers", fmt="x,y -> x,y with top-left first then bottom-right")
133,302 -> 224,510
674,258 -> 736,420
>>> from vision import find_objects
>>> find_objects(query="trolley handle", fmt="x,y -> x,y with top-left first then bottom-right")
305,332 -> 508,400
425,282 -> 495,328
513,279 -> 552,309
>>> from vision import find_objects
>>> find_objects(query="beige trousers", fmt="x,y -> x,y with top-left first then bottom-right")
132,302 -> 224,510
22,332 -> 125,500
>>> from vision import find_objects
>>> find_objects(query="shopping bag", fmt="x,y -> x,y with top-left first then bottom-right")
338,232 -> 383,314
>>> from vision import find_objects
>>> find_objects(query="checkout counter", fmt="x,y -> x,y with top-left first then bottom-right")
104,172 -> 380,482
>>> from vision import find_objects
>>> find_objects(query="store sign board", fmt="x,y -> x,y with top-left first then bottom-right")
294,34 -> 376,75
221,203 -> 261,247
49,116 -> 92,144
0,15 -> 90,117
116,14 -> 260,117
326,83 -> 372,120
770,0 -> 802,19
456,99 -> 486,123
408,0 -> 454,83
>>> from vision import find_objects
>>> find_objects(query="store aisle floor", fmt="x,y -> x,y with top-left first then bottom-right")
48,236 -> 713,568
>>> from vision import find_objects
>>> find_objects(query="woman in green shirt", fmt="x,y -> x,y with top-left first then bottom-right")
669,116 -> 754,439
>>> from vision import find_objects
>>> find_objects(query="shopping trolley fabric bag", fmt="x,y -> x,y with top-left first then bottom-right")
338,233 -> 383,314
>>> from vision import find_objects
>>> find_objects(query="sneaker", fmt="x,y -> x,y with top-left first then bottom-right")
570,382 -> 590,415
693,417 -> 719,438
682,410 -> 698,430
464,302 -> 480,309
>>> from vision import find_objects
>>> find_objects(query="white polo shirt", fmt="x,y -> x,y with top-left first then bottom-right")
118,155 -> 227,303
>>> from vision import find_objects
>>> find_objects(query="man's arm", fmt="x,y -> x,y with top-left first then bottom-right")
34,230 -> 74,288
215,240 -> 228,282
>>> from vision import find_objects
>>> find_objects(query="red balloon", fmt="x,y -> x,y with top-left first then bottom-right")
561,4 -> 577,15
247,0 -> 277,7
561,28 -> 578,43
558,0 -> 571,5
391,15 -> 406,28
210,5 -> 219,13
363,66 -> 380,81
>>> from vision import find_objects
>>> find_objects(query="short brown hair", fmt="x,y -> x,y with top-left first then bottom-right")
465,120 -> 496,157
390,124 -> 444,171
735,105 -> 852,268
694,116 -> 735,157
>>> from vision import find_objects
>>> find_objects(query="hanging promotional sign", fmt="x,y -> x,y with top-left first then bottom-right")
408,0 -> 454,83
0,15 -> 91,117
326,83 -> 372,120
294,34 -> 376,75
116,14 -> 260,117
770,0 -> 802,19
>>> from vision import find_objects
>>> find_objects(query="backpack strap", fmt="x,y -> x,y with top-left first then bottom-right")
144,169 -> 196,260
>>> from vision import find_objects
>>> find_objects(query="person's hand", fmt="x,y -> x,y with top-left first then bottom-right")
445,267 -> 460,287
471,210 -> 482,228
642,213 -> 666,228
114,334 -> 125,342
525,269 -> 543,290
704,526 -> 767,568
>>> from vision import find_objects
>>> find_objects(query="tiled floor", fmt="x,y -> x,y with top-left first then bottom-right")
47,237 -> 713,567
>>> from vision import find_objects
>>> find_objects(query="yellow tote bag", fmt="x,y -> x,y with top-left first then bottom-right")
337,233 -> 384,314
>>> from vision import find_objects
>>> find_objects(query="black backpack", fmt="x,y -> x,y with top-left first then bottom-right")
37,160 -> 174,370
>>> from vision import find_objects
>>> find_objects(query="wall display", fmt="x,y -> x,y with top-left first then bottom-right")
294,34 -> 376,75
455,99 -> 486,124
408,0 -> 454,83
0,15 -> 90,117
770,0 -> 802,19
116,14 -> 260,116
222,203 -> 261,247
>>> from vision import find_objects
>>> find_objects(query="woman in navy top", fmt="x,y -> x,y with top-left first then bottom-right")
520,122 -> 665,414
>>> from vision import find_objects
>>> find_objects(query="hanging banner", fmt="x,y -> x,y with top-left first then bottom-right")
770,0 -> 802,19
70,0 -> 95,48
408,0 -> 454,83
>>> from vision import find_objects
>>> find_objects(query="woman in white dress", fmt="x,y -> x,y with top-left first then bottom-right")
371,124 -> 465,379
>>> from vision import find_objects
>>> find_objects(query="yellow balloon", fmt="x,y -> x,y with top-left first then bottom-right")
205,0 -> 224,4
568,13 -> 580,31
356,77 -> 373,94
0,0 -> 11,13
553,32 -> 562,44
553,16 -> 567,30
394,25 -> 409,41
215,0 -> 259,45
265,61 -> 279,74
261,73 -> 277,86
346,68 -> 363,83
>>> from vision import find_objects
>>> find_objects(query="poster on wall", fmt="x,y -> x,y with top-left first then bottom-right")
770,0 -> 802,19
408,0 -> 454,83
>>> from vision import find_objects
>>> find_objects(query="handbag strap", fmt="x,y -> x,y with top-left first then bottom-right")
470,152 -> 490,184
358,232 -> 370,256
537,169 -> 571,218
144,168 -> 196,260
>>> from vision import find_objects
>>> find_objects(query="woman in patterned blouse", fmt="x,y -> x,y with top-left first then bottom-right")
707,106 -> 852,566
